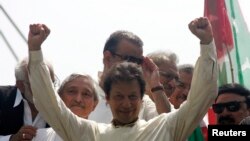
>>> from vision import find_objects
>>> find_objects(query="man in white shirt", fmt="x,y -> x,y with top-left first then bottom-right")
28,17 -> 218,141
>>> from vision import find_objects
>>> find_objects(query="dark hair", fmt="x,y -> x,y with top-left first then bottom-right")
103,30 -> 143,53
103,62 -> 145,99
216,83 -> 250,108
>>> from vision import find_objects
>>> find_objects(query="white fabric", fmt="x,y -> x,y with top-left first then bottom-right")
33,128 -> 62,141
23,99 -> 46,127
29,40 -> 217,141
89,95 -> 158,123
13,89 -> 22,107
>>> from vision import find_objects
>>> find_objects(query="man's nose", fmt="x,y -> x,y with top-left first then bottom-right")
168,79 -> 176,88
75,93 -> 83,103
122,97 -> 132,108
219,107 -> 229,115
183,88 -> 189,96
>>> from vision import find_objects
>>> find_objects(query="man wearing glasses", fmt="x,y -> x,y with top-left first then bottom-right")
212,83 -> 250,125
146,50 -> 179,98
169,64 -> 194,109
89,30 -> 170,123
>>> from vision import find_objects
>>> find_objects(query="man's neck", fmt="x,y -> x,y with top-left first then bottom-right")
112,118 -> 138,128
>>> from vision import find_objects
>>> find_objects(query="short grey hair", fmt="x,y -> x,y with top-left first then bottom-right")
15,57 -> 55,82
146,50 -> 179,67
178,64 -> 194,74
15,57 -> 29,81
57,73 -> 101,102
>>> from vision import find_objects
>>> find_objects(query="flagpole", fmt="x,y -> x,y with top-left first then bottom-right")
0,31 -> 19,62
225,45 -> 235,84
0,4 -> 27,44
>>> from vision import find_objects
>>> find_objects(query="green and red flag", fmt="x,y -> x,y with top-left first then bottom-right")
205,0 -> 250,90
204,0 -> 250,126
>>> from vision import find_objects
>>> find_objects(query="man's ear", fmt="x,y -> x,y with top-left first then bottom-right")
103,51 -> 113,68
16,80 -> 25,93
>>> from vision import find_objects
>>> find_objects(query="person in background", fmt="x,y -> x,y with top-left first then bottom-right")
89,30 -> 170,123
169,64 -> 208,141
0,57 -> 55,141
169,64 -> 194,109
33,73 -> 100,141
28,16 -> 218,141
212,83 -> 250,125
146,50 -> 179,99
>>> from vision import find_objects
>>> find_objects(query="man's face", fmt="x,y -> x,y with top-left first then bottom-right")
106,39 -> 143,69
60,77 -> 97,119
158,63 -> 178,97
213,93 -> 250,125
107,80 -> 142,124
169,71 -> 192,109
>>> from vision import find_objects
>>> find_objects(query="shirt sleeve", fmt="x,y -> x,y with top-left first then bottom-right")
169,40 -> 218,141
28,51 -> 97,141
139,95 -> 158,121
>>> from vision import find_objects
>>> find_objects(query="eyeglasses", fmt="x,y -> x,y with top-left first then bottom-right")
176,94 -> 187,101
175,80 -> 190,90
159,71 -> 178,82
112,52 -> 143,65
212,101 -> 246,114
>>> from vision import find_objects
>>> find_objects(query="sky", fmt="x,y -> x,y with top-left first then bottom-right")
0,0 -> 249,85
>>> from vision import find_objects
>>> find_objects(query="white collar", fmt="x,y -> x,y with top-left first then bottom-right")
13,88 -> 23,107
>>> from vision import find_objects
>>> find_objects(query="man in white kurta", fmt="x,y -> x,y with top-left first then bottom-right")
28,17 -> 218,141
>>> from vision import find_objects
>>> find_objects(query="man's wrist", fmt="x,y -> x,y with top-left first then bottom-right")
151,85 -> 164,93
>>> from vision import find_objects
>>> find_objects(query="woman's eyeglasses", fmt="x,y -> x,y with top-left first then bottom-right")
212,101 -> 246,114
112,52 -> 143,65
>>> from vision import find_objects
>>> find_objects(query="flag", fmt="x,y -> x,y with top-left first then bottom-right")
188,127 -> 205,141
204,0 -> 250,126
188,122 -> 208,141
204,0 -> 234,61
224,0 -> 250,88
205,0 -> 250,89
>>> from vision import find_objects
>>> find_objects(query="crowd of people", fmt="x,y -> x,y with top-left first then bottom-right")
0,16 -> 250,141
